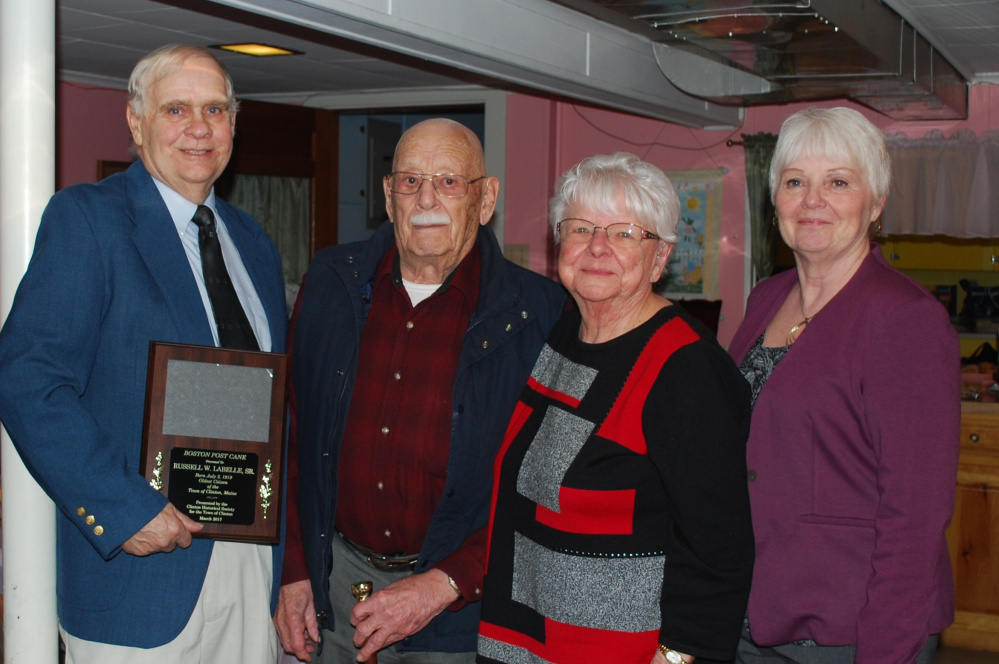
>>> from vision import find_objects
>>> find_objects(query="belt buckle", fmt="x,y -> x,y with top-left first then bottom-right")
338,532 -> 418,571
364,554 -> 417,572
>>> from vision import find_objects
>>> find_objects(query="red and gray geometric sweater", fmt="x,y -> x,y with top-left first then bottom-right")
477,306 -> 755,664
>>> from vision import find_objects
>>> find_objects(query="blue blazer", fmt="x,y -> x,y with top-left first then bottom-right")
0,162 -> 288,648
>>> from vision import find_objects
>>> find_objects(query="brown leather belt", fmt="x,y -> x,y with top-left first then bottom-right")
337,532 -> 419,571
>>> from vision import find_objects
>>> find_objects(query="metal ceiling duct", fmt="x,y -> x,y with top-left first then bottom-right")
556,0 -> 968,120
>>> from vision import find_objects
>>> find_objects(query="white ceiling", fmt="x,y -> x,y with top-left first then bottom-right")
887,0 -> 999,84
58,0 -> 999,116
59,0 -> 475,100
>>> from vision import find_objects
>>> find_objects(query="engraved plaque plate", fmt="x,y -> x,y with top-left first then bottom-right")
140,342 -> 287,543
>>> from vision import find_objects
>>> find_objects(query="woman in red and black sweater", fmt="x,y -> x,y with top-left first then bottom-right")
477,152 -> 755,664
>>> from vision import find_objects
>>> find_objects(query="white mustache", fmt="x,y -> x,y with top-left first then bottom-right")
410,212 -> 451,227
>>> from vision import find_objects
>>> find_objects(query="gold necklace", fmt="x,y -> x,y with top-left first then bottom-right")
785,287 -> 812,346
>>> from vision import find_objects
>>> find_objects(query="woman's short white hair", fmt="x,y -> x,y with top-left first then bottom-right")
128,44 -> 238,119
549,152 -> 681,243
769,107 -> 891,204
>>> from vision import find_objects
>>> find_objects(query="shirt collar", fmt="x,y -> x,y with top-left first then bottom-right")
380,239 -> 482,306
150,177 -> 219,234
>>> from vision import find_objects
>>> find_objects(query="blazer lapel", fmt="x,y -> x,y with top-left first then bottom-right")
124,162 -> 216,347
217,199 -> 286,348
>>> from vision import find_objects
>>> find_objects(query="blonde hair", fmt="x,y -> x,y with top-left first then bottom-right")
128,45 -> 238,118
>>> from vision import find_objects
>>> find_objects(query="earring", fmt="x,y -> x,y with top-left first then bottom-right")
771,214 -> 778,227
870,218 -> 882,235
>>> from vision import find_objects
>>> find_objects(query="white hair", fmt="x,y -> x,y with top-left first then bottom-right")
769,107 -> 891,204
128,44 -> 238,119
549,152 -> 681,243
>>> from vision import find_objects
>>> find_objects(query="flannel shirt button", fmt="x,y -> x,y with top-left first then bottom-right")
520,310 -> 529,319
481,340 -> 489,349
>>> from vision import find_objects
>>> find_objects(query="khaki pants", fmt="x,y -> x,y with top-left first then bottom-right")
61,541 -> 277,664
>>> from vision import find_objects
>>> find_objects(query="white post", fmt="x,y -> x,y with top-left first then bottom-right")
0,0 -> 59,661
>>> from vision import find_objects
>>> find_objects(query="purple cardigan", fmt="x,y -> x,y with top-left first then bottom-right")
729,245 -> 960,663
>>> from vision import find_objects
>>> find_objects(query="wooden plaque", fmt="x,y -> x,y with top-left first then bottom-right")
140,341 -> 288,543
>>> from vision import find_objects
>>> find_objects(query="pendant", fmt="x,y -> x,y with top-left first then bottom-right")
786,318 -> 809,345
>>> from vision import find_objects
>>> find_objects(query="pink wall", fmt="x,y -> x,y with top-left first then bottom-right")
505,84 -> 999,345
53,77 -> 999,344
58,82 -> 132,190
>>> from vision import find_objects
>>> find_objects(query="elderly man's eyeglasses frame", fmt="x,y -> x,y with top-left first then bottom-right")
557,218 -> 661,247
386,172 -> 486,198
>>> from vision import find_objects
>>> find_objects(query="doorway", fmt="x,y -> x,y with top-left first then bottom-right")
337,110 -> 486,244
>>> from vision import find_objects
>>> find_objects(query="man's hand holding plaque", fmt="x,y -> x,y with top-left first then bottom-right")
123,503 -> 204,556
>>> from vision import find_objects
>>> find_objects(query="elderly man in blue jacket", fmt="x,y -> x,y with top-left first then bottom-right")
0,45 -> 287,663
274,118 -> 566,663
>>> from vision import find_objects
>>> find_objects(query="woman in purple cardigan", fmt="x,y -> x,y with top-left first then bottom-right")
729,107 -> 960,664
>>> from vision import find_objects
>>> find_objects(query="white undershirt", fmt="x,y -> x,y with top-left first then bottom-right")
402,279 -> 441,306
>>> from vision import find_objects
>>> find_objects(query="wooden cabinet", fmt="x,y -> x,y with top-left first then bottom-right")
943,403 -> 999,650
877,236 -> 999,271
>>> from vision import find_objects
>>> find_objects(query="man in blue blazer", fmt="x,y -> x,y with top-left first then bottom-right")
0,45 -> 287,663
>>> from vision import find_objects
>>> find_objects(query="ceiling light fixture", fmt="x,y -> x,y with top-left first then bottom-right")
212,43 -> 300,57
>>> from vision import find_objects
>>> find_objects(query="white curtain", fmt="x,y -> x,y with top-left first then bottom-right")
227,174 -> 311,286
883,129 -> 999,237
966,132 -> 999,237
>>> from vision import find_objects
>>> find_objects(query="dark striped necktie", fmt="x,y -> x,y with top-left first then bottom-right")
191,205 -> 260,351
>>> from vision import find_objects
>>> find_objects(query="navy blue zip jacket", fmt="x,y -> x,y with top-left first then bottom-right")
290,221 -> 566,653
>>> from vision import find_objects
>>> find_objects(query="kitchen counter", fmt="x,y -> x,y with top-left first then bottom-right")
962,400 -> 999,413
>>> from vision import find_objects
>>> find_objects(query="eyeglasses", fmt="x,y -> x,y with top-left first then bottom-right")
386,172 -> 486,198
556,218 -> 661,247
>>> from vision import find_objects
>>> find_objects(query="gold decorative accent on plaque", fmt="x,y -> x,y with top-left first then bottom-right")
259,459 -> 273,519
150,451 -> 164,491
